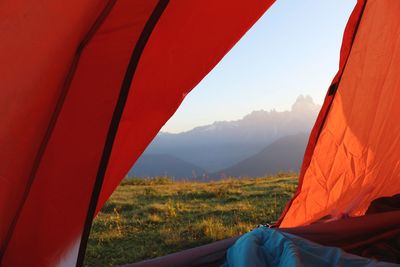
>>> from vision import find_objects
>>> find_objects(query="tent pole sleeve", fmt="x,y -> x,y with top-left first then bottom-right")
75,1 -> 169,266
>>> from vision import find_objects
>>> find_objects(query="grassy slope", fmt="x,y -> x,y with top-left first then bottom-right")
84,175 -> 298,266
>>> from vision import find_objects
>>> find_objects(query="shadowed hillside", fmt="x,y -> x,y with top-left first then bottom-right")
128,154 -> 207,180
214,133 -> 308,178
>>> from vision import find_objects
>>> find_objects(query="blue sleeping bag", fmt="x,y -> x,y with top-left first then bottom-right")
222,227 -> 399,267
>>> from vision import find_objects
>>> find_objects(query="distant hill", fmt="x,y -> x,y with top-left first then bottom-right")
143,95 -> 319,171
213,133 -> 309,178
128,154 -> 206,180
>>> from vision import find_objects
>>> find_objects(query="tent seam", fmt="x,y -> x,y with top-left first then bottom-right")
75,1 -> 170,266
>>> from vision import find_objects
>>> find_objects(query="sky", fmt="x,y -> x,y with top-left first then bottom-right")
161,0 -> 356,133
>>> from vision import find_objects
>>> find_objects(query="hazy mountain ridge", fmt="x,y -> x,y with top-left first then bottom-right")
141,95 -> 320,172
129,133 -> 309,180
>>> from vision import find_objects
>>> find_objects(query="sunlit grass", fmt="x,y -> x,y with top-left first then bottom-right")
84,174 -> 297,266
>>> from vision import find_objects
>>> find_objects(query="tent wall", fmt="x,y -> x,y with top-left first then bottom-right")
276,0 -> 366,226
0,0 -> 274,266
0,0 -> 107,249
280,0 -> 400,227
1,1 -> 163,266
0,0 -> 109,263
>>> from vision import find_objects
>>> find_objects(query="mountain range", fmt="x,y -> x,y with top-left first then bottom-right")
129,95 -> 320,179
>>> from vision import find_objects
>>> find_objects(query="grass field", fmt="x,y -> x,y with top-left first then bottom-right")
84,174 -> 298,267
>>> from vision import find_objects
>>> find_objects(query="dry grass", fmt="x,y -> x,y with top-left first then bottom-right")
84,175 -> 297,267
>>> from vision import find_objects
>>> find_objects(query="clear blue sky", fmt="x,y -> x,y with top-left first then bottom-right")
162,0 -> 356,133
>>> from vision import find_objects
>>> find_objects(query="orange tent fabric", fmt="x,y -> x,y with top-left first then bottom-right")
280,0 -> 400,227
